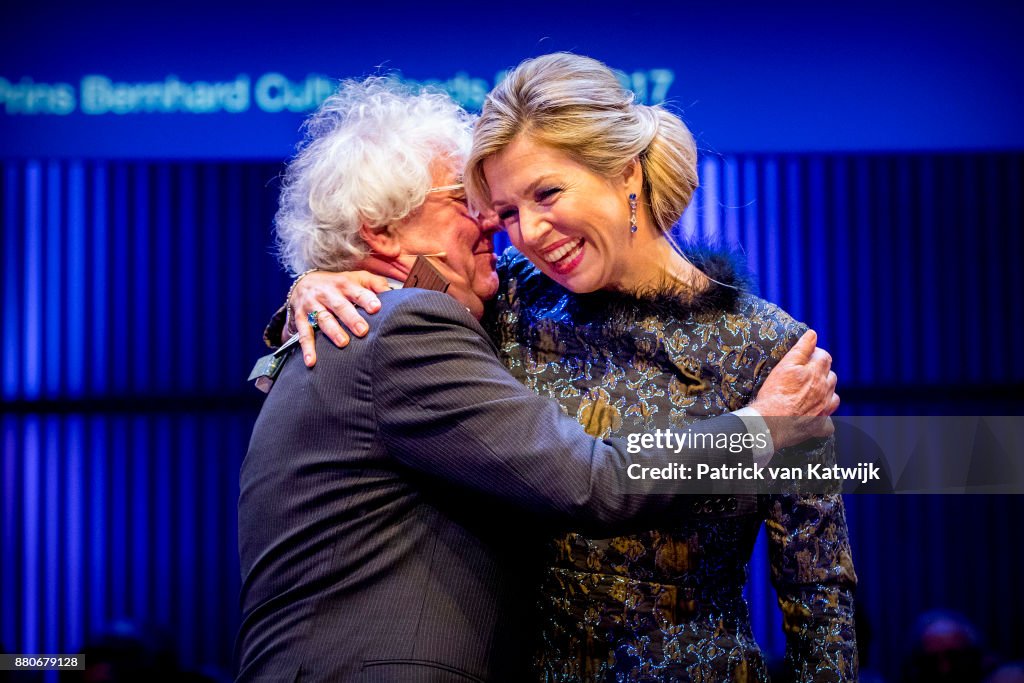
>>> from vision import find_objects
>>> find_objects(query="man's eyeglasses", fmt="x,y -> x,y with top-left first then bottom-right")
426,183 -> 479,217
427,183 -> 464,194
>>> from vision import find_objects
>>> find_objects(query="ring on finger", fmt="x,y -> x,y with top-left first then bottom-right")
308,310 -> 323,329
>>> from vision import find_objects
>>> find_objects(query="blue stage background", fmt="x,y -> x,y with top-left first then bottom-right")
2,2 -> 1024,681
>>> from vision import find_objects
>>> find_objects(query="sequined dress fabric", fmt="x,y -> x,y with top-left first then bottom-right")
487,249 -> 858,683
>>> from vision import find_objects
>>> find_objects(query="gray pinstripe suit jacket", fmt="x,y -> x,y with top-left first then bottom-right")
236,288 -> 755,682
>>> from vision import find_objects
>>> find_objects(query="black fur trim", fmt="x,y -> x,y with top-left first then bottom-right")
569,244 -> 753,323
496,244 -> 755,358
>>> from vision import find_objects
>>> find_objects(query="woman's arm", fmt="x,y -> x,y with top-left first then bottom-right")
764,489 -> 858,681
742,299 -> 857,681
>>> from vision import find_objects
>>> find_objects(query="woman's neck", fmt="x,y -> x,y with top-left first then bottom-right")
611,232 -> 707,296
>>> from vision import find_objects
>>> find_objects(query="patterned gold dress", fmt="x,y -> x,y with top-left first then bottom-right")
487,249 -> 858,683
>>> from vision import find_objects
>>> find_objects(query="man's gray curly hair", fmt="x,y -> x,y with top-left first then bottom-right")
274,77 -> 475,275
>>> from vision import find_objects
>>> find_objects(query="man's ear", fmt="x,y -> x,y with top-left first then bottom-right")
359,224 -> 401,258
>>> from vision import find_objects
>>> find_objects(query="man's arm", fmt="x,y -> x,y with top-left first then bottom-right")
371,290 -> 759,532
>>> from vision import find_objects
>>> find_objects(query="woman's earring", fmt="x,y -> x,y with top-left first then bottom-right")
628,193 -> 638,233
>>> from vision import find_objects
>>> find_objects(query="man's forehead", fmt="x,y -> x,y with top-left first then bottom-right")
429,156 -> 465,183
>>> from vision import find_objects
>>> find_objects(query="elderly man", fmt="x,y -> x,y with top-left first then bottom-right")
237,78 -> 837,682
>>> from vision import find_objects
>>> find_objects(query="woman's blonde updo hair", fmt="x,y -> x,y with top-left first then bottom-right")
465,52 -> 699,234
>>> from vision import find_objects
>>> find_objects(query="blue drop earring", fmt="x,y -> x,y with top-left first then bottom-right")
629,193 -> 638,233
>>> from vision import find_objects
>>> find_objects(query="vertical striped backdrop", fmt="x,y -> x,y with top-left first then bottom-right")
2,153 -> 1022,679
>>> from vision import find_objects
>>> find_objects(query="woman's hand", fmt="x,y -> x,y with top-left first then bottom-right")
286,271 -> 393,367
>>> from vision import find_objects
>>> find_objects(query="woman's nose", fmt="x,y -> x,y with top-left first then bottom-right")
517,209 -> 552,247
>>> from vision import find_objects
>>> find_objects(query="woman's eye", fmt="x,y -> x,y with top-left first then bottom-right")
497,208 -> 517,222
537,187 -> 561,202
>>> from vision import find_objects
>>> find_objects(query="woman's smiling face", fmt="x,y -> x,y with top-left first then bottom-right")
484,135 -> 643,293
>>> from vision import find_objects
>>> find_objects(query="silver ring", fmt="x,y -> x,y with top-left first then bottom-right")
307,310 -> 322,328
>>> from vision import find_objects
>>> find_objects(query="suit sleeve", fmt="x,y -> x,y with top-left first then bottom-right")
371,290 -> 756,533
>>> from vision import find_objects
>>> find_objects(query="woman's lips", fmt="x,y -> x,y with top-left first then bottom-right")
545,238 -> 585,275
541,237 -> 582,262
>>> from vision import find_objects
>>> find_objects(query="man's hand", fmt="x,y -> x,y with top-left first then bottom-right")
749,329 -> 839,449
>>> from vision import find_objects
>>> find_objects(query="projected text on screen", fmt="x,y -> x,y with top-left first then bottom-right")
0,69 -> 676,116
